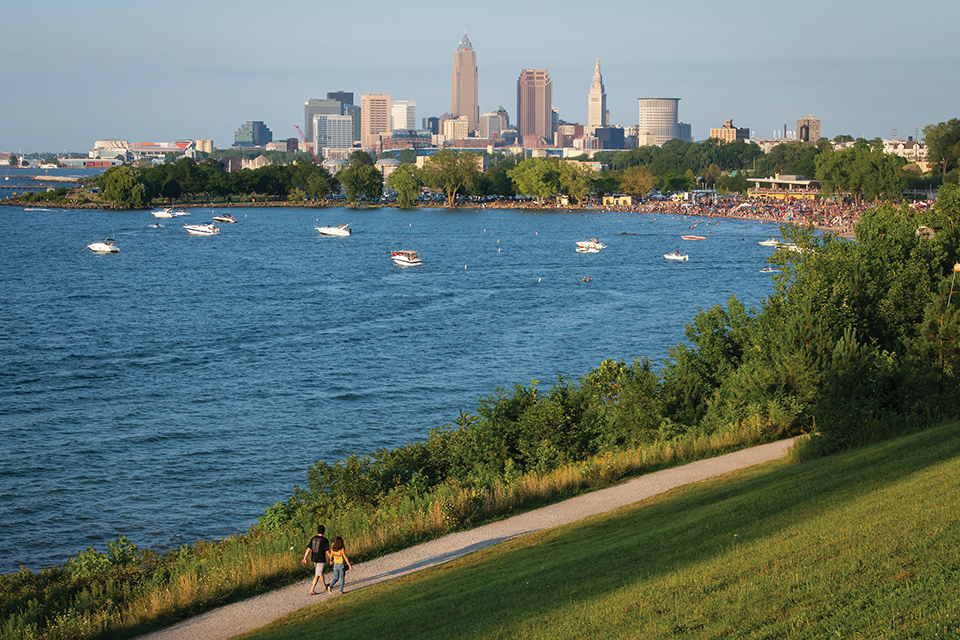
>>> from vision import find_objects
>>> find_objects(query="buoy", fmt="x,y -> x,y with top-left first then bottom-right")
538,278 -> 541,283
498,248 -> 501,253
464,265 -> 467,269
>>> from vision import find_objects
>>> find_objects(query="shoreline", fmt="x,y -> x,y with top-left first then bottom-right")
1,196 -> 860,238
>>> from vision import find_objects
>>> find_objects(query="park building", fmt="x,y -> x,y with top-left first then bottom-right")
710,119 -> 750,143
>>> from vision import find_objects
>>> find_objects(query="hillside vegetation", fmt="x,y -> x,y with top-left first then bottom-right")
243,421 -> 960,640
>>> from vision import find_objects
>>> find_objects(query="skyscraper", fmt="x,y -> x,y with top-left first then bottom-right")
391,100 -> 416,131
637,98 -> 680,147
797,114 -> 821,143
234,121 -> 272,148
587,58 -> 607,128
451,33 -> 479,133
360,94 -> 391,148
517,69 -> 552,141
304,99 -> 342,146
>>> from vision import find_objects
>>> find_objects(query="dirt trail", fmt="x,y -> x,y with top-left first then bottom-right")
139,437 -> 799,640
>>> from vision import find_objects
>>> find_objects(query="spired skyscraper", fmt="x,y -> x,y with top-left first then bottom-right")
451,33 -> 479,134
587,58 -> 607,128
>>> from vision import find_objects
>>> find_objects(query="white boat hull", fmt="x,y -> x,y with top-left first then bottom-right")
664,253 -> 688,261
391,250 -> 421,266
184,224 -> 219,236
317,225 -> 351,237
88,241 -> 118,253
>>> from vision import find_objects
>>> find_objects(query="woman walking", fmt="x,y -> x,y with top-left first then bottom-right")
327,536 -> 353,595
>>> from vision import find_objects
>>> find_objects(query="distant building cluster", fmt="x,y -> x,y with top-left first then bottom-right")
78,33 -> 925,171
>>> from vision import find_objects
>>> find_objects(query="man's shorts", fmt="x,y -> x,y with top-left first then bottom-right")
315,562 -> 326,576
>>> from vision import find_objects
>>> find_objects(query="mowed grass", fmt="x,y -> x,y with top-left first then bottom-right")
239,423 -> 960,640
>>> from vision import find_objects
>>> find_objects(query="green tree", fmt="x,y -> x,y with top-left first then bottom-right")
422,150 -> 480,207
618,165 -> 656,198
558,162 -> 595,206
386,163 -> 425,208
923,118 -> 960,176
339,162 -> 383,203
98,165 -> 149,208
507,158 -> 561,207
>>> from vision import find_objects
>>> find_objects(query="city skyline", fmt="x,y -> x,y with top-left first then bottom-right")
1,0 -> 958,152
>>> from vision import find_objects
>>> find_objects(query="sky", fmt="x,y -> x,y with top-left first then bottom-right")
1,0 -> 958,153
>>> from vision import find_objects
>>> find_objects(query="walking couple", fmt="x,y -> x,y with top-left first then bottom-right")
300,525 -> 353,595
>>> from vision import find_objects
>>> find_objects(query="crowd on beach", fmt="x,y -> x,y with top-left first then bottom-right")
601,197 -> 888,238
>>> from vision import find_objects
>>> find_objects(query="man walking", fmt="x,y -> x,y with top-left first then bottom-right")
300,524 -> 332,595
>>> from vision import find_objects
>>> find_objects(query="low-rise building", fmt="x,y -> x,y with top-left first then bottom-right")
710,119 -> 750,143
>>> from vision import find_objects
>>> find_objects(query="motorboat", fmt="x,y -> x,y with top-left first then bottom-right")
664,251 -> 689,261
316,224 -> 351,237
88,238 -> 118,253
212,213 -> 238,223
184,223 -> 220,236
172,209 -> 190,217
575,246 -> 600,253
680,235 -> 706,241
152,208 -> 174,218
758,238 -> 780,247
576,238 -> 606,250
391,250 -> 422,266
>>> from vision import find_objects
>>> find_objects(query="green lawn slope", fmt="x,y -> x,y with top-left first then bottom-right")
239,422 -> 960,640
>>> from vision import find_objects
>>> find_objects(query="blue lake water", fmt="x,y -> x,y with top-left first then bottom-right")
0,202 -> 783,573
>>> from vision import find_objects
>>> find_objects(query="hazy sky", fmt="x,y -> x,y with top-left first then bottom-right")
2,0 -> 957,152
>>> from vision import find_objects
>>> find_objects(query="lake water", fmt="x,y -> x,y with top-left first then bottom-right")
0,202 -> 783,573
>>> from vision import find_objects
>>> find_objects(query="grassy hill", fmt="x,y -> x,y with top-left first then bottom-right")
239,422 -> 960,640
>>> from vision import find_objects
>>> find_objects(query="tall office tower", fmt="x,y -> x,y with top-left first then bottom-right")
637,98 -> 680,147
327,91 -> 354,106
304,99 -> 342,145
797,114 -> 821,143
313,114 -> 354,152
451,33 -> 479,133
516,69 -> 552,141
360,94 -> 391,148
234,121 -> 273,148
587,58 -> 607,128
391,100 -> 416,131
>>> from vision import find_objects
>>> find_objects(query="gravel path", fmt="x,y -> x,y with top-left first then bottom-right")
139,437 -> 798,640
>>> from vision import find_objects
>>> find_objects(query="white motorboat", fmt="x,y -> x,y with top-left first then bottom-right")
664,251 -> 689,261
212,213 -> 238,223
316,224 -> 351,237
576,238 -> 606,250
391,250 -> 422,266
152,208 -> 174,218
758,238 -> 780,247
88,238 -> 119,253
576,246 -> 600,253
184,223 -> 219,236
172,209 -> 190,217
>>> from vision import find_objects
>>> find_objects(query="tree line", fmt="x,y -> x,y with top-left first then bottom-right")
91,119 -> 959,209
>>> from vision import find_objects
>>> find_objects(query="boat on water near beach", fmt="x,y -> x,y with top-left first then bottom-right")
183,223 -> 219,236
664,251 -> 689,261
212,213 -> 238,223
680,235 -> 706,241
758,238 -> 780,247
87,238 -> 118,253
317,224 -> 351,237
576,246 -> 600,253
152,208 -> 174,218
576,238 -> 606,250
391,250 -> 421,266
